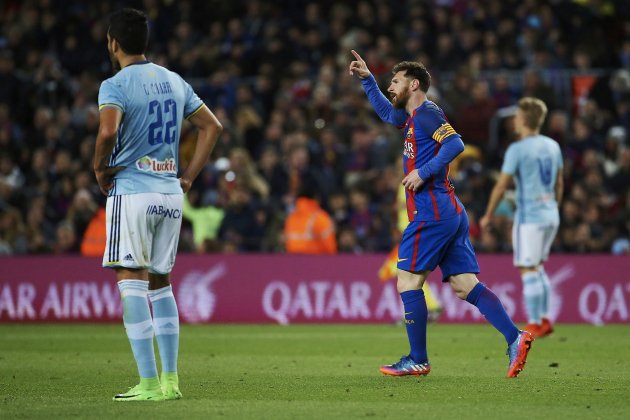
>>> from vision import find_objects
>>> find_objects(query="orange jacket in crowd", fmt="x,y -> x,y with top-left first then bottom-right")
81,207 -> 107,256
284,197 -> 337,254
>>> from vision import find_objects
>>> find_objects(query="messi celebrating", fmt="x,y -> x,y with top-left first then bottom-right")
349,50 -> 532,378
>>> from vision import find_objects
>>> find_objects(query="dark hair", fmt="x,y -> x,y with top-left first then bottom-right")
108,8 -> 149,55
392,61 -> 431,92
297,174 -> 320,199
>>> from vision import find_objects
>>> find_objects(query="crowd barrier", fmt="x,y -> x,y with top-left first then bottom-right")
1,255 -> 628,325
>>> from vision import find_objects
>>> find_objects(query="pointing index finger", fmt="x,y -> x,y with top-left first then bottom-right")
351,50 -> 363,62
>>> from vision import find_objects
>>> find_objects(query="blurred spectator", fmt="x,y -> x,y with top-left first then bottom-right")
0,0 -> 628,255
284,176 -> 337,254
80,207 -> 106,257
218,185 -> 265,252
53,221 -> 78,254
0,206 -> 28,254
182,190 -> 225,253
457,80 -> 497,149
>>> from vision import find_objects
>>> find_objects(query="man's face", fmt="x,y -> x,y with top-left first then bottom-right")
107,33 -> 121,73
387,71 -> 412,109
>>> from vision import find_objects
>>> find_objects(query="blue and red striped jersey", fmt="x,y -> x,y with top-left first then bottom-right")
402,101 -> 463,222
359,75 -> 464,222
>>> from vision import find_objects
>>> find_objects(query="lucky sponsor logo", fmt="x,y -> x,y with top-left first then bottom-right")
135,156 -> 177,173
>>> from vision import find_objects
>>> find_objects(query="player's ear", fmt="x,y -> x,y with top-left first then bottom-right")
410,79 -> 420,91
109,36 -> 119,53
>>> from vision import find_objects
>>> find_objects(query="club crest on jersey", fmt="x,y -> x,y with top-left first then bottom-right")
136,156 -> 177,173
404,140 -> 415,159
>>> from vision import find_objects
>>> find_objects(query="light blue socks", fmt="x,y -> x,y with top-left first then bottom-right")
148,285 -> 180,373
538,267 -> 551,319
118,280 -> 158,379
522,272 -> 543,324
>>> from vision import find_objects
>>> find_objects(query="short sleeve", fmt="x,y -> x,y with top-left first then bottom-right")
183,81 -> 204,119
98,79 -> 125,113
501,144 -> 519,175
416,105 -> 460,143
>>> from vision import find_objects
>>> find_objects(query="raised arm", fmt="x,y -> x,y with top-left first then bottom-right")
349,50 -> 408,127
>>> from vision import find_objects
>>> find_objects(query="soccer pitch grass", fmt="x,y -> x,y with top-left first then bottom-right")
1,324 -> 629,419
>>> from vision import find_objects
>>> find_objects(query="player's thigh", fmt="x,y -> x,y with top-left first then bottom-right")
540,223 -> 559,262
102,194 -> 152,270
397,219 -> 458,274
512,223 -> 545,267
439,212 -> 480,281
149,193 -> 183,275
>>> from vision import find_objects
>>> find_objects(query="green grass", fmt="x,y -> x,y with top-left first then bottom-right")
1,324 -> 629,419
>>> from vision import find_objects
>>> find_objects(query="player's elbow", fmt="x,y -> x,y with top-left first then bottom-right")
97,127 -> 118,142
452,137 -> 465,155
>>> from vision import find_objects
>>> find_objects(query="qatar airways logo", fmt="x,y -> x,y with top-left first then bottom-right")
136,156 -> 177,174
404,140 -> 415,159
176,263 -> 225,323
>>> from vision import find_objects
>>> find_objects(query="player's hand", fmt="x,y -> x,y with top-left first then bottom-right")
402,169 -> 424,192
179,177 -> 193,193
348,50 -> 371,79
479,214 -> 492,231
94,166 -> 125,196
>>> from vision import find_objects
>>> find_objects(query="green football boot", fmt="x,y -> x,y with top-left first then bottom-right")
113,377 -> 164,402
161,372 -> 182,400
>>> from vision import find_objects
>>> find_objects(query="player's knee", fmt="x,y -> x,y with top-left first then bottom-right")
453,288 -> 469,300
396,269 -> 427,293
448,274 -> 478,300
149,273 -> 171,290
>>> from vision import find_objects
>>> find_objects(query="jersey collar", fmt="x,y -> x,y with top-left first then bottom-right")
126,60 -> 150,67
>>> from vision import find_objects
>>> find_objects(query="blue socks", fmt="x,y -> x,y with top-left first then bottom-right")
522,271 -> 543,324
148,285 -> 180,373
466,282 -> 519,345
400,290 -> 428,364
118,280 -> 158,379
538,268 -> 551,319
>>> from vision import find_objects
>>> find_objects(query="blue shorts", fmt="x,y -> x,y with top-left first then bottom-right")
397,211 -> 480,281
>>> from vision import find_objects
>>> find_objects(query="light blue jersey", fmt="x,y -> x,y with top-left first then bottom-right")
98,61 -> 204,196
501,135 -> 563,224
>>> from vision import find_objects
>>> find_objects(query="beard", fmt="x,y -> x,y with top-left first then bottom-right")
391,90 -> 409,109
108,50 -> 121,73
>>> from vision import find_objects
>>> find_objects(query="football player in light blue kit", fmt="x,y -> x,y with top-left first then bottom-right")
94,8 -> 222,401
482,97 -> 563,339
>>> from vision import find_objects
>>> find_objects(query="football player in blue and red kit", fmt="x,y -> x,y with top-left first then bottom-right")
349,50 -> 532,378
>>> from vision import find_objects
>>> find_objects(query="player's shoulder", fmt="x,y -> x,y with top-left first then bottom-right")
413,100 -> 449,132
100,73 -> 122,88
415,100 -> 444,118
151,62 -> 187,83
505,140 -> 522,155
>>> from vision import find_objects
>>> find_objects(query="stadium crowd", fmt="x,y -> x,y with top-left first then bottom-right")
1,0 -> 629,256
